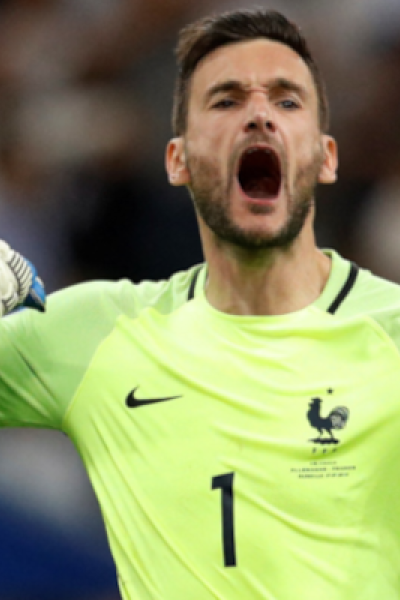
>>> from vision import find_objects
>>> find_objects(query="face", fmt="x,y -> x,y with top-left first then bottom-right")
166,39 -> 337,252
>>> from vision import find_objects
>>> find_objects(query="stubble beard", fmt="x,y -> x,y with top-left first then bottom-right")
187,148 -> 323,252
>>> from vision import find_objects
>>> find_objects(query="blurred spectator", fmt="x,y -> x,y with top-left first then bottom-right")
355,161 -> 400,282
68,157 -> 203,284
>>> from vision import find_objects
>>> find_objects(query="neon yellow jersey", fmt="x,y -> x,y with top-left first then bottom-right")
2,250 -> 400,599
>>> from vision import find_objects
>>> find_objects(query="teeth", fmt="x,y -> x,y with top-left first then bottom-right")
245,147 -> 272,155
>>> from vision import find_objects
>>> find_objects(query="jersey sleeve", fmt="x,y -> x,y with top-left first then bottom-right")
0,280 -> 128,430
0,264 -> 205,431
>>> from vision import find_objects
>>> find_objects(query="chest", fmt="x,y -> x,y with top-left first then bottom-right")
64,310 -> 400,594
67,313 -> 400,495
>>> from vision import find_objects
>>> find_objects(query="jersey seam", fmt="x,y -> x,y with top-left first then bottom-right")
353,312 -> 400,365
60,320 -> 123,432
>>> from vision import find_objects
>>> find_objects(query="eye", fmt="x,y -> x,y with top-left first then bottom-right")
278,98 -> 300,110
213,98 -> 237,109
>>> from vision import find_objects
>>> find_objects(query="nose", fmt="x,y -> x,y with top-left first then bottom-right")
245,119 -> 276,134
244,95 -> 277,134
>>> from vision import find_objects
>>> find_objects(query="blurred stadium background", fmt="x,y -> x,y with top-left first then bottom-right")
0,0 -> 399,598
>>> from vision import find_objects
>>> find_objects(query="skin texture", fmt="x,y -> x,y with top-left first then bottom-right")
166,39 -> 338,316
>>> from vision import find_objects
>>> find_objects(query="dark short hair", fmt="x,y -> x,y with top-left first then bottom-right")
172,8 -> 329,135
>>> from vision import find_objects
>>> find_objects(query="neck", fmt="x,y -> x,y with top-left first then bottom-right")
202,229 -> 331,317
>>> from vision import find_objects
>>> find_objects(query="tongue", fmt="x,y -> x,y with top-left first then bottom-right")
243,176 -> 277,199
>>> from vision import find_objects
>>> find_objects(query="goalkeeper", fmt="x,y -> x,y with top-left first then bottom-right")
2,7 -> 400,600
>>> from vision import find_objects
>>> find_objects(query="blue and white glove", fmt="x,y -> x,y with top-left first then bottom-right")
0,241 -> 46,316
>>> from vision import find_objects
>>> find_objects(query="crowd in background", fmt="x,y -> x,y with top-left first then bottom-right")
0,0 -> 399,598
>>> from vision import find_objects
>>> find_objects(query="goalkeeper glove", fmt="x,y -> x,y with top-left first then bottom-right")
0,241 -> 46,316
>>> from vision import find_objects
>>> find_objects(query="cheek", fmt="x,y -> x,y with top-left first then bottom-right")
187,110 -> 232,148
292,131 -> 322,166
200,125 -> 223,150
186,126 -> 230,170
186,128 -> 214,158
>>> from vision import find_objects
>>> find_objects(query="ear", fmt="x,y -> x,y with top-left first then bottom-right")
318,135 -> 338,184
165,137 -> 190,186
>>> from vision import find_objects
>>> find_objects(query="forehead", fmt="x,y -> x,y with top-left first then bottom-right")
190,38 -> 317,102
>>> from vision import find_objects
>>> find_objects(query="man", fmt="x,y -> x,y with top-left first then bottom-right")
1,8 -> 400,600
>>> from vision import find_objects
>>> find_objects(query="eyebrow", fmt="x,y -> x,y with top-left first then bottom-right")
204,77 -> 308,104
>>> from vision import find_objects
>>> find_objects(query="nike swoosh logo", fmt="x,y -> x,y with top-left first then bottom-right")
126,387 -> 182,408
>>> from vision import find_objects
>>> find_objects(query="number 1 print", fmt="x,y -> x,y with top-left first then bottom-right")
212,472 -> 237,567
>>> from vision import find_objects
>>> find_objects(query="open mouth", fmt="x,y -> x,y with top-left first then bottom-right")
238,147 -> 282,199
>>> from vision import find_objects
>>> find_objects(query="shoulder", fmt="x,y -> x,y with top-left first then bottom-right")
0,265 -> 205,428
1,264 -> 205,351
45,263 -> 205,320
341,262 -> 400,352
347,265 -> 400,316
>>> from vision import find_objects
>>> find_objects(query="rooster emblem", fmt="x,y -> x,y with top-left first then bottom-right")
307,398 -> 349,444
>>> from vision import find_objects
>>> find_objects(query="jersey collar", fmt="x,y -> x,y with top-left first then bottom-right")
314,250 -> 358,314
188,250 -> 358,315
